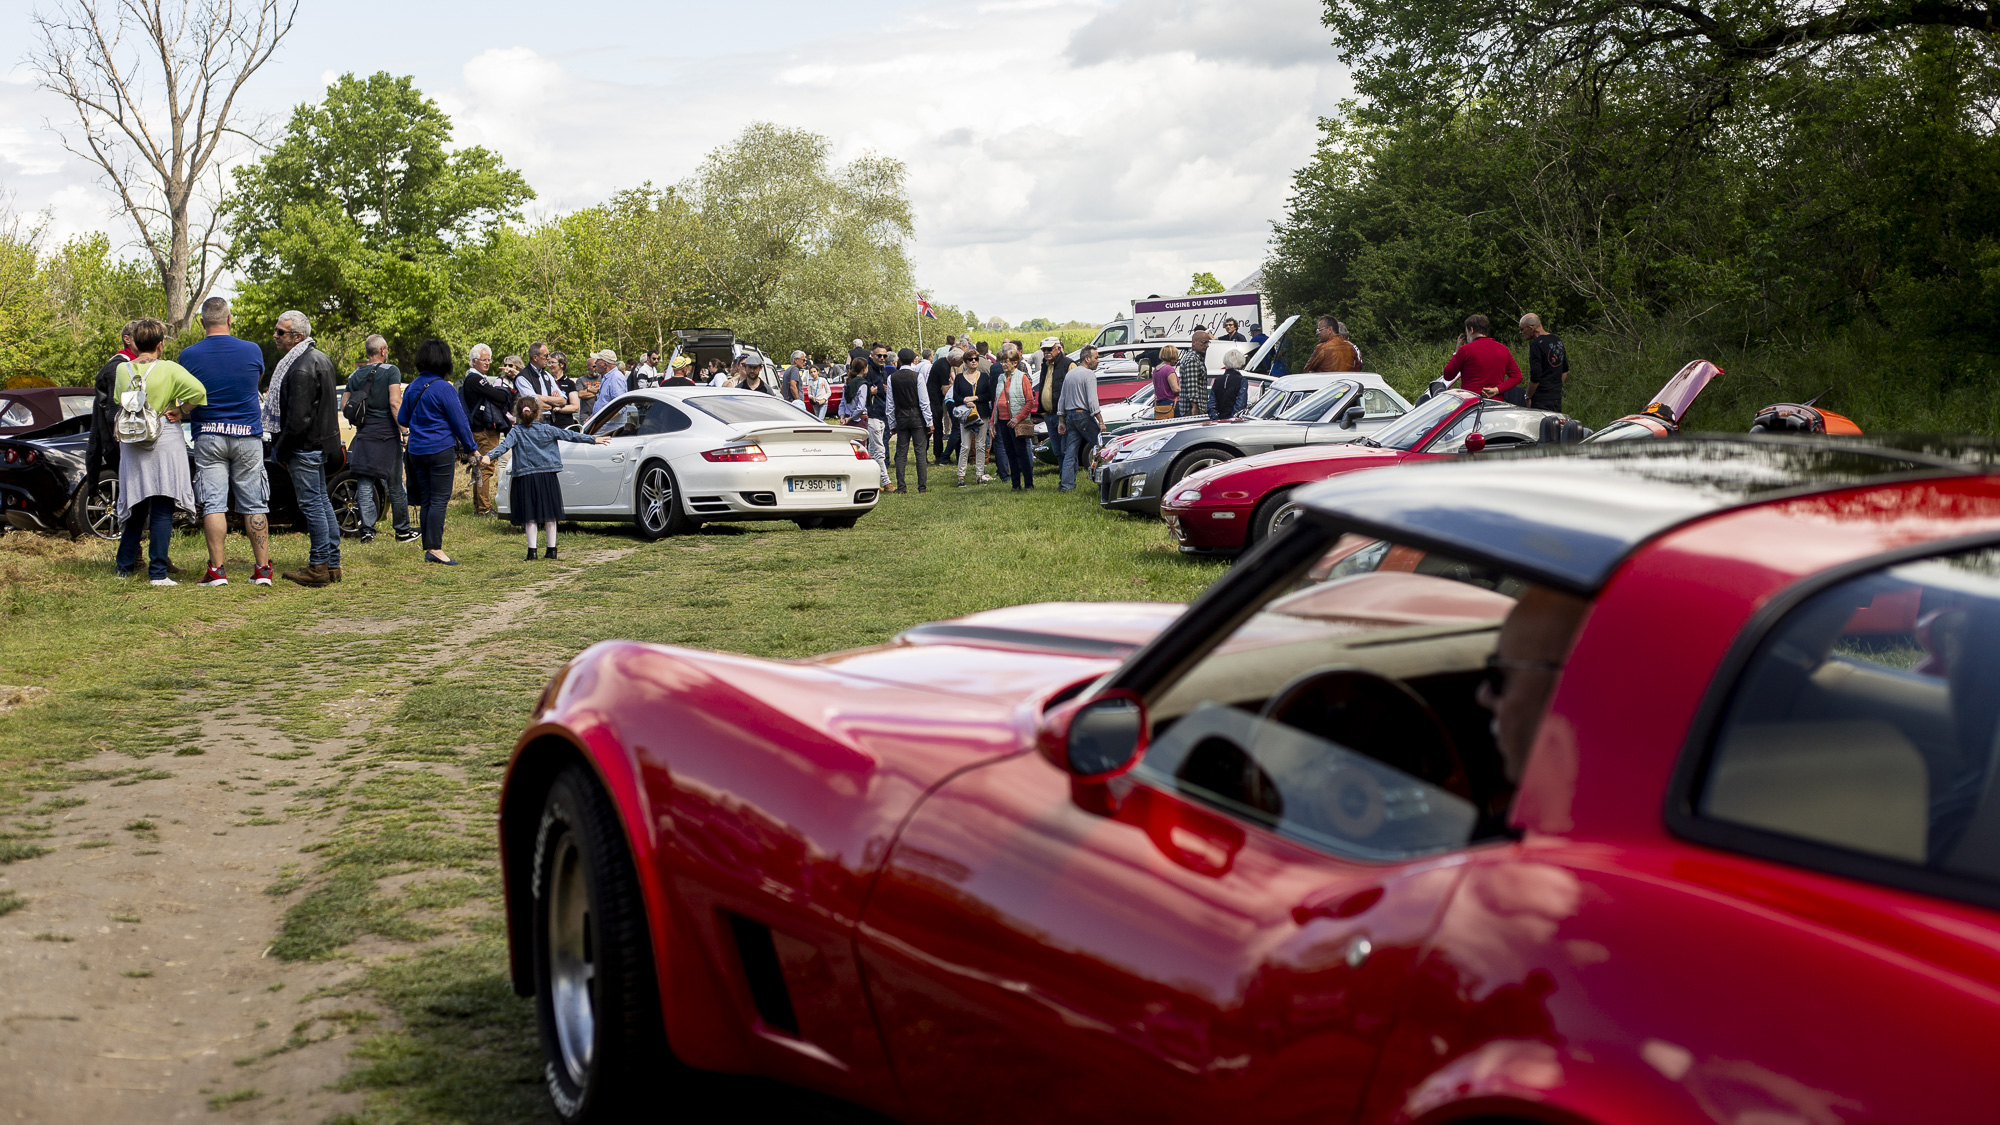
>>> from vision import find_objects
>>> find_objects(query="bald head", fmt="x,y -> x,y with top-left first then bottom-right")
1479,586 -> 1590,782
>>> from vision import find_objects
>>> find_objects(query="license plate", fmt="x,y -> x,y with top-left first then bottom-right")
787,477 -> 843,493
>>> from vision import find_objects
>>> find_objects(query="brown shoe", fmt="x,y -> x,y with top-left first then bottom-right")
327,567 -> 343,583
281,563 -> 329,588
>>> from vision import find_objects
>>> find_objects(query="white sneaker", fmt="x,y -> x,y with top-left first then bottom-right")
149,577 -> 178,587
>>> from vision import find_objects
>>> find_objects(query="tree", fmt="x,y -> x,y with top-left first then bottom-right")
683,123 -> 917,358
31,0 -> 298,332
1187,271 -> 1225,295
224,72 -> 533,362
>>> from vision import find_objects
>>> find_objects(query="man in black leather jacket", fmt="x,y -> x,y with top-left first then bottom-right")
267,310 -> 343,586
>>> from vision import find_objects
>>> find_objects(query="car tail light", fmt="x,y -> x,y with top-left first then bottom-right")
2,447 -> 35,466
701,444 -> 767,463
851,440 -> 870,460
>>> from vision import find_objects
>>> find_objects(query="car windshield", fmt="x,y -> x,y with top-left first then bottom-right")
688,395 -> 817,426
1241,385 -> 1293,419
1363,392 -> 1464,450
1279,381 -> 1359,422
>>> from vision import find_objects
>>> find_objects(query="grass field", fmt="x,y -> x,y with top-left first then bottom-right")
0,477 -> 1225,1121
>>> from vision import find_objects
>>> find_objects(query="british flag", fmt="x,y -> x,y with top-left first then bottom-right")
917,296 -> 938,320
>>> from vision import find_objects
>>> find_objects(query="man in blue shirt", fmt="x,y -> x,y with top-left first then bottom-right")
589,350 -> 626,420
177,296 -> 273,587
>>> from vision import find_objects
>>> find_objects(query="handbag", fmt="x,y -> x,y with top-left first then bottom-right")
114,360 -> 163,446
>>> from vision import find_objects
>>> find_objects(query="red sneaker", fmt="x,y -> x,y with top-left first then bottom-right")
251,564 -> 273,587
199,566 -> 228,587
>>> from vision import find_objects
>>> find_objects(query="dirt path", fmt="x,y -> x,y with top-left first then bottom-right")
0,552 -> 628,1122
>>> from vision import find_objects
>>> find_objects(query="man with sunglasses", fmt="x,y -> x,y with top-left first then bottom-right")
1474,586 -> 1591,783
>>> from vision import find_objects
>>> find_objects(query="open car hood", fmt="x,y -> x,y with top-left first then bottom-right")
1646,360 -> 1723,424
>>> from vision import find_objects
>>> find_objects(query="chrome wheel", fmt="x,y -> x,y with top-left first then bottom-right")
329,473 -> 363,536
1182,453 -> 1230,476
1268,499 -> 1304,534
636,465 -> 675,539
546,828 -> 596,1089
87,475 -> 119,540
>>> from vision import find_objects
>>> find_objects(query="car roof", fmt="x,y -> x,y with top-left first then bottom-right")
1294,436 -> 1980,595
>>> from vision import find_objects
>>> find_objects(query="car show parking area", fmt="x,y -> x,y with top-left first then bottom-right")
0,479 -> 1224,1123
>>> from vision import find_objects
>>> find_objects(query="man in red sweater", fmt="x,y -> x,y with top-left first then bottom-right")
1440,314 -> 1522,399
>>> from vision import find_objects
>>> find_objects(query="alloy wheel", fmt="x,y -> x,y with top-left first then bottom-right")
638,466 -> 672,535
87,477 -> 119,540
330,475 -> 362,536
545,828 -> 596,1090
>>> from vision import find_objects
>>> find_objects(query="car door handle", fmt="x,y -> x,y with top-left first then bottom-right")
1292,884 -> 1384,925
610,453 -> 625,463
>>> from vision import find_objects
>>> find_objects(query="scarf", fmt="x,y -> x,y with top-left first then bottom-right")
262,335 -> 314,435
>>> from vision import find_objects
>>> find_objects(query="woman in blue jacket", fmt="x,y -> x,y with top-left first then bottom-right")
481,396 -> 608,560
396,338 -> 478,565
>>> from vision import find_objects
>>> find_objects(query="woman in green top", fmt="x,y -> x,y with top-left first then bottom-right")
114,317 -> 207,584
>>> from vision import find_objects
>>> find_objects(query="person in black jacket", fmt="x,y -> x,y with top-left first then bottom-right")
886,347 -> 932,493
927,348 -> 954,463
461,343 -> 513,515
265,310 -> 343,587
84,321 -> 138,500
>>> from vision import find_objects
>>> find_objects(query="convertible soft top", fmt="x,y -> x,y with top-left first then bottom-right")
1294,436 -> 1984,595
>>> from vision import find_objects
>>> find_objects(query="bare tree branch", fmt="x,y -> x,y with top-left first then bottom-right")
30,0 -> 298,331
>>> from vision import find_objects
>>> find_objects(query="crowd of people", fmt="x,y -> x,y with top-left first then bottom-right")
80,298 -> 1573,588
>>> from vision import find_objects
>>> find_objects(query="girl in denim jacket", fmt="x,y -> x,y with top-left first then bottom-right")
481,396 -> 609,560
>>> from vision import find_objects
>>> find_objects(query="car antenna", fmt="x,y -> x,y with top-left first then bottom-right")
1801,387 -> 1832,408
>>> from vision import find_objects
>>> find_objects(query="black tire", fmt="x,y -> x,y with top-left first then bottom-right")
793,516 -> 826,530
821,514 -> 860,529
533,765 -> 667,1124
1162,446 -> 1237,492
329,471 -> 364,537
71,472 -> 119,541
633,462 -> 687,541
1250,487 -> 1305,546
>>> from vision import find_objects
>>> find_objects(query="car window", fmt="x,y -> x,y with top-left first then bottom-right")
1279,381 -> 1358,422
690,395 -> 817,426
637,403 -> 691,436
1360,388 -> 1402,418
1698,546 -> 2000,893
1366,393 -> 1464,451
0,400 -> 30,428
586,398 -> 649,437
1423,407 -> 1484,454
1095,325 -> 1128,347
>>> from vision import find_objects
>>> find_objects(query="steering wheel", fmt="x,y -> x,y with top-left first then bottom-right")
1259,667 -> 1473,801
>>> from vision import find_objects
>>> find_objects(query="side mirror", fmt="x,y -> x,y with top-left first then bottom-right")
1039,691 -> 1148,782
1339,403 -> 1366,429
1464,432 -> 1487,454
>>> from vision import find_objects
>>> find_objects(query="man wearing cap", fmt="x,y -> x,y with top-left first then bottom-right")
1034,337 -> 1072,450
736,351 -> 777,394
663,355 -> 696,388
590,350 -> 626,420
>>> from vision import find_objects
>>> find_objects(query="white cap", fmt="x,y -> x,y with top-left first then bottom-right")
589,349 -> 616,363
1040,336 -> 1062,349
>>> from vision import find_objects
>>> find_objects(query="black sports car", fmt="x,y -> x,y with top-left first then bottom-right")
0,412 -> 353,540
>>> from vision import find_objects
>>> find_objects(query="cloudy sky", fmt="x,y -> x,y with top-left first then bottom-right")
0,0 -> 1350,324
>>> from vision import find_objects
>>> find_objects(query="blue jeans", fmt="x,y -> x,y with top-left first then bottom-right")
357,472 -> 410,535
116,495 -> 175,579
1058,410 -> 1099,491
284,450 -> 341,567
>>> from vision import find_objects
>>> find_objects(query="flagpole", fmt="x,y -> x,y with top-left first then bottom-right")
916,299 -> 924,355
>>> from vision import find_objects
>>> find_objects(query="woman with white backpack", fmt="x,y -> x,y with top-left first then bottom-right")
112,318 -> 207,584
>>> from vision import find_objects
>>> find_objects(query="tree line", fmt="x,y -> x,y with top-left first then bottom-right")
1264,0 -> 2000,379
0,68 -> 954,382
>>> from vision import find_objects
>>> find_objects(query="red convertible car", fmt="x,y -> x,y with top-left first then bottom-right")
500,436 -> 2000,1125
1162,360 -> 1723,554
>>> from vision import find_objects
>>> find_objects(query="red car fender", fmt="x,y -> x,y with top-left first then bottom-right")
502,650 -> 762,1074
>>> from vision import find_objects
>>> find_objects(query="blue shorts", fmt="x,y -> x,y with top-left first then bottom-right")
193,431 -> 269,515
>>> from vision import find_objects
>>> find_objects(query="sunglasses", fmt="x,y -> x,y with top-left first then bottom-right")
1480,654 -> 1565,696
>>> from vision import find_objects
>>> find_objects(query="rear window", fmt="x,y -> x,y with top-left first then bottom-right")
690,395 -> 816,426
1692,545 -> 2000,903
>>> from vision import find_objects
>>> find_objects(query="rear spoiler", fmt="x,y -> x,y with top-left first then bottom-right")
730,422 -> 870,442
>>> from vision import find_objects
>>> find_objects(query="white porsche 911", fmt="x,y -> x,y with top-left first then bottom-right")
496,387 -> 880,538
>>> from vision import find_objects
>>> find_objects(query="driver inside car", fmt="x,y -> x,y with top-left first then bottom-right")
1475,585 -> 1591,784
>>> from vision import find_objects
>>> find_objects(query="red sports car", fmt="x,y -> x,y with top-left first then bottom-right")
1161,360 -> 1725,554
499,435 -> 2000,1125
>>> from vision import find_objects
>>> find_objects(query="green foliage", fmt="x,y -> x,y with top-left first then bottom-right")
1017,317 -> 1057,331
226,72 -> 534,366
1272,7 -> 2000,358
1187,271 -> 1224,295
0,219 -> 164,387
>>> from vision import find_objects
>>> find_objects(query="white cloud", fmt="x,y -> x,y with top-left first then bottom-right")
0,0 -> 1350,323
